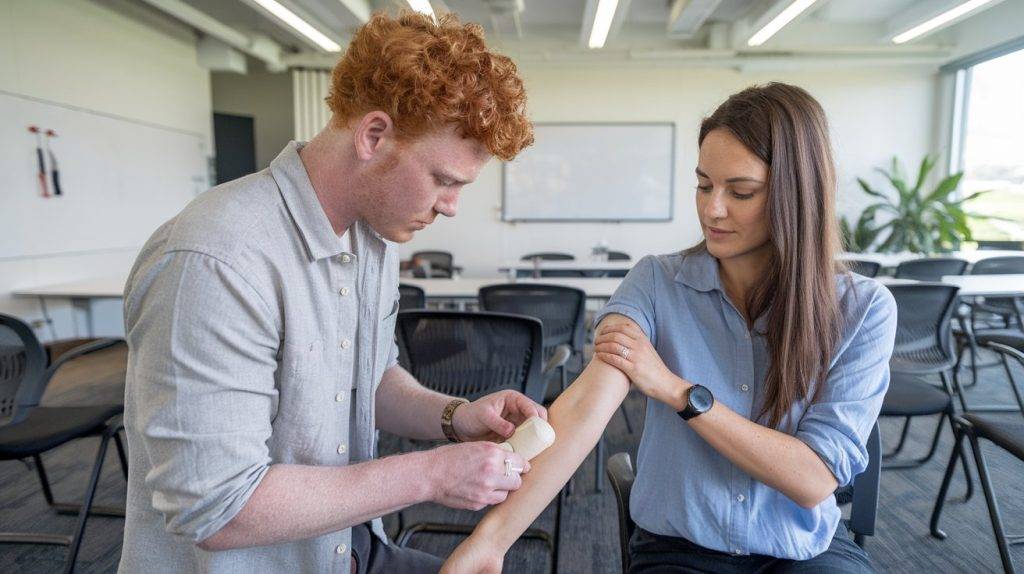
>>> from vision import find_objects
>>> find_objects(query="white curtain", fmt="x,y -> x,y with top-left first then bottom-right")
292,68 -> 332,141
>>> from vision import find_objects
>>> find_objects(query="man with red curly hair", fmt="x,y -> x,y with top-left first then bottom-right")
119,11 -> 535,574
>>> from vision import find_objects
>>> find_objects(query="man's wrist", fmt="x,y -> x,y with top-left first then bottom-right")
441,398 -> 469,442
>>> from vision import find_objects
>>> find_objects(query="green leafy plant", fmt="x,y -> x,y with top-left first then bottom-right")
843,156 -> 991,254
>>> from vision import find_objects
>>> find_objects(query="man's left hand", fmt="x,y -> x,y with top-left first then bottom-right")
453,390 -> 548,443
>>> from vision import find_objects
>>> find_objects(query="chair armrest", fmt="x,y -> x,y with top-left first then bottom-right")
542,344 -> 572,375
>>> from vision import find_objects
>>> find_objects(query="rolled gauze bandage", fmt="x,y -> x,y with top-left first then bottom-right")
497,416 -> 556,461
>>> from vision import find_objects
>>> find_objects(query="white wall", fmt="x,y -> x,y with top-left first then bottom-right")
211,69 -> 294,170
0,0 -> 212,339
401,66 -> 938,276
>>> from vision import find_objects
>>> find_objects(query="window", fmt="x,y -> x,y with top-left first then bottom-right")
952,48 -> 1024,244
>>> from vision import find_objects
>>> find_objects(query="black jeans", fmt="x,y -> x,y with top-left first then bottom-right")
628,527 -> 875,574
350,523 -> 443,574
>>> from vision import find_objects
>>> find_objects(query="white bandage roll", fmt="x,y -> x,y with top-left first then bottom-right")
497,416 -> 556,461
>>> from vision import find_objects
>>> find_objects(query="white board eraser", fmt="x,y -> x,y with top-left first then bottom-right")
497,416 -> 556,461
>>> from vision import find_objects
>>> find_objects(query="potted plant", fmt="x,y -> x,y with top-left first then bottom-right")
841,155 -> 992,254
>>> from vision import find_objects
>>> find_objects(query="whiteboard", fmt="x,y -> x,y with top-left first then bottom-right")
0,91 -> 208,259
502,123 -> 674,222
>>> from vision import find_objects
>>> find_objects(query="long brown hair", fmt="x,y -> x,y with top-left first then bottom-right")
691,82 -> 845,429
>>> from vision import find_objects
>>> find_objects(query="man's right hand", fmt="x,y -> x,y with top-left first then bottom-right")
427,442 -> 530,511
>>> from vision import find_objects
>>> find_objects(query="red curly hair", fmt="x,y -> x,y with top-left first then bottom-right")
327,11 -> 533,161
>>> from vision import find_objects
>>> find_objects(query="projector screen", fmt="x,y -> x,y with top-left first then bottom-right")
502,123 -> 675,222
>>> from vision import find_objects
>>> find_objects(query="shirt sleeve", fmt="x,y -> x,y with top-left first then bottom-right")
385,286 -> 401,370
593,255 -> 659,345
125,250 -> 280,543
795,284 -> 898,487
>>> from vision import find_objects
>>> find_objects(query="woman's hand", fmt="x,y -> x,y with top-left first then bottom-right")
441,534 -> 504,574
594,320 -> 691,409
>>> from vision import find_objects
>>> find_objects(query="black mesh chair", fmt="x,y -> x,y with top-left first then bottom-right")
518,253 -> 584,278
884,284 -> 966,462
845,259 -> 882,278
392,310 -> 558,565
521,252 -> 575,261
606,251 -> 632,277
0,314 -> 127,574
958,257 -> 1024,388
607,424 -> 882,571
411,250 -> 460,278
398,283 -> 426,311
970,256 -> 1024,328
894,258 -> 968,281
931,410 -> 1024,573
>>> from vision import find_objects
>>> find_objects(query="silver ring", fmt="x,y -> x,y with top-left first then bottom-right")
620,345 -> 630,359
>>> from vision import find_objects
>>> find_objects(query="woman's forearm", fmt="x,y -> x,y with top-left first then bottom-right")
471,359 -> 631,551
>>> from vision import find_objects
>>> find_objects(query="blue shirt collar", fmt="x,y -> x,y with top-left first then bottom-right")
675,247 -> 721,293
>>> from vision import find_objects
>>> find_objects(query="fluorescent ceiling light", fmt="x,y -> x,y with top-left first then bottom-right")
587,0 -> 620,49
892,0 -> 996,44
249,0 -> 340,52
407,0 -> 436,20
747,0 -> 818,47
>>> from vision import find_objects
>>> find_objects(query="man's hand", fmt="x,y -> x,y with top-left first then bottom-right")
452,390 -> 547,442
428,442 -> 531,511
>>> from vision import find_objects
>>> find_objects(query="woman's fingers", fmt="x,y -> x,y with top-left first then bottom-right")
594,331 -> 636,350
596,351 -> 633,373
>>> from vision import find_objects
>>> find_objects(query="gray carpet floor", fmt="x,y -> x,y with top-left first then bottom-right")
2,351 -> 1022,573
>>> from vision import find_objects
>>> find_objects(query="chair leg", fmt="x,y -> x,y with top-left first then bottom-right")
884,417 -> 913,459
930,424 -> 967,540
62,429 -> 113,574
942,370 -> 970,414
966,431 -> 1017,574
33,454 -> 57,506
113,429 -> 129,481
999,354 -> 1024,415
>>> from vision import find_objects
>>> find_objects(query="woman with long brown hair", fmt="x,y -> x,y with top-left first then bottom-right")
444,83 -> 897,573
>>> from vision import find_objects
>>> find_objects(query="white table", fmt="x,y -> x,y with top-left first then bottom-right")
840,250 -> 1024,269
402,277 -> 624,301
497,260 -> 634,278
14,274 -> 128,337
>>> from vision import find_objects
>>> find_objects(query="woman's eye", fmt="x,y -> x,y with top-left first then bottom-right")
696,185 -> 712,193
732,191 -> 755,200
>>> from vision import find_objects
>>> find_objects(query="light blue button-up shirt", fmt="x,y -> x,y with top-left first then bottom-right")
595,249 -> 897,560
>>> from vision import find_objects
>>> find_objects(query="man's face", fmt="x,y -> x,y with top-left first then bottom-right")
359,124 -> 491,243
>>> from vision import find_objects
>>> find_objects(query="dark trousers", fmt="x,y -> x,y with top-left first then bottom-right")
629,527 -> 875,574
351,523 -> 443,574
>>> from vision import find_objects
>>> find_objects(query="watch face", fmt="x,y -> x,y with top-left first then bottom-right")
689,385 -> 714,413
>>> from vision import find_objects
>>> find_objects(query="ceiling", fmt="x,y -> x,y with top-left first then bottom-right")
133,0 -> 1010,69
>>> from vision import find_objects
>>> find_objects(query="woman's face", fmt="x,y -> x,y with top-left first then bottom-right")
695,128 -> 771,261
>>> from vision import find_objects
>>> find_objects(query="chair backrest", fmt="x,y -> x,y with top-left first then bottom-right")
607,251 -> 631,261
605,452 -> 635,573
479,283 -> 587,353
894,258 -> 968,281
0,314 -> 47,426
398,283 -> 426,311
395,310 -> 546,403
977,240 -> 1024,251
887,283 -> 960,366
845,260 -> 882,278
521,252 -> 575,261
971,256 -> 1024,275
848,422 -> 882,543
411,250 -> 455,278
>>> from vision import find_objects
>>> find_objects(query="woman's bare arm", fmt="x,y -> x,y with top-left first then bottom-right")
441,318 -> 634,571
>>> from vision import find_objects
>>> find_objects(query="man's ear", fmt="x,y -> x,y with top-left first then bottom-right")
353,111 -> 394,161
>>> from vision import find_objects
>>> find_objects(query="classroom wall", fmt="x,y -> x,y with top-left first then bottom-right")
0,0 -> 212,340
401,66 -> 939,276
211,70 -> 295,171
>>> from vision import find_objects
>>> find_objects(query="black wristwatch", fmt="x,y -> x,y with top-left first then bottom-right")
677,384 -> 714,421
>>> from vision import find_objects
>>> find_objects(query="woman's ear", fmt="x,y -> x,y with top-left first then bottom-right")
353,111 -> 395,161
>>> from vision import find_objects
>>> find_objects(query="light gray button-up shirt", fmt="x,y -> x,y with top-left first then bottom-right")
119,142 -> 400,573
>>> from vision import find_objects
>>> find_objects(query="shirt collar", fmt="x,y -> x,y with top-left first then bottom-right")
674,247 -> 721,293
271,141 -> 386,261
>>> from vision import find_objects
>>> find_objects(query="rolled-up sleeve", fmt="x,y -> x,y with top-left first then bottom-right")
795,285 -> 898,487
594,255 -> 658,344
127,250 -> 280,543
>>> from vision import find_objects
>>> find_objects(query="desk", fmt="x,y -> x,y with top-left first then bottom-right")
497,260 -> 634,278
402,277 -> 624,301
14,275 -> 128,337
840,250 -> 1024,269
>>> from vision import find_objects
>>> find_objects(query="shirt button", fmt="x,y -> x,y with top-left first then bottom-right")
338,444 -> 347,454
737,494 -> 746,502
341,339 -> 351,349
335,543 -> 347,554
740,384 -> 749,392
734,548 -> 743,555
335,392 -> 345,402
340,287 -> 349,296
340,254 -> 352,264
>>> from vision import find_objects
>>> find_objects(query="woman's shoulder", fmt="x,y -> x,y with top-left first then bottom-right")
835,272 -> 898,329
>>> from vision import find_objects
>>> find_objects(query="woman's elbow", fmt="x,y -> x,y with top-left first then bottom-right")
793,477 -> 840,509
